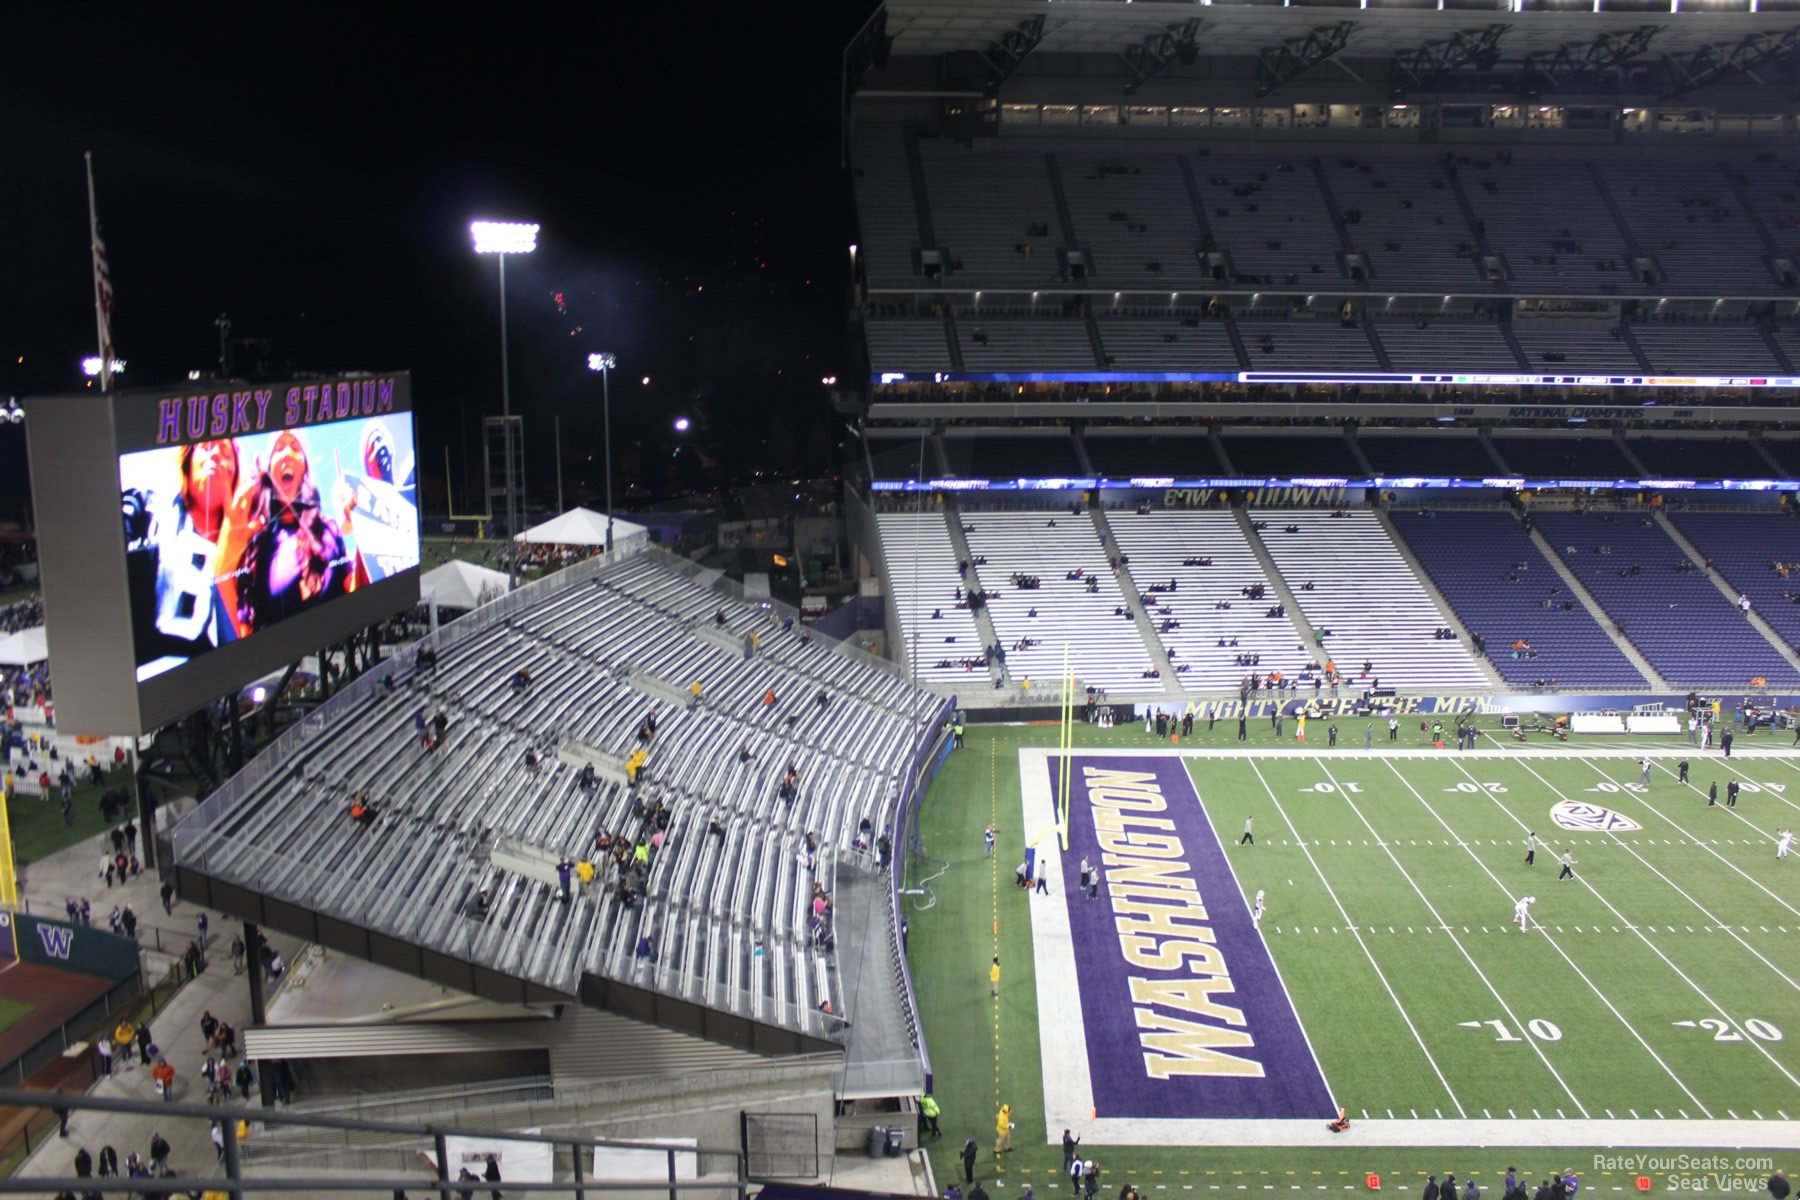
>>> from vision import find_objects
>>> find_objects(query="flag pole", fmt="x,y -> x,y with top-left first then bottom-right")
84,151 -> 113,393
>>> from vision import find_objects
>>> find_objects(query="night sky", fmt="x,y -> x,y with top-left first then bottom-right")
1,7 -> 875,521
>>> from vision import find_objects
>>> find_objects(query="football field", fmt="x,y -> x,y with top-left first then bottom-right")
906,722 -> 1797,1195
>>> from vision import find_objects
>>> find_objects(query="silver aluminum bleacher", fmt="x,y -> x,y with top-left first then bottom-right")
918,140 -> 1062,289
1374,316 -> 1519,372
1106,510 -> 1313,691
866,318 -> 953,373
185,551 -> 937,1039
1193,154 -> 1340,284
959,316 -> 1097,371
1329,154 -> 1480,290
1631,318 -> 1783,374
1095,314 -> 1239,370
962,511 -> 1155,691
1459,152 -> 1634,295
1058,151 -> 1207,290
1512,318 -> 1643,373
1601,160 -> 1771,294
1251,509 -> 1490,690
854,125 -> 926,289
877,511 -> 989,685
1236,317 -> 1379,370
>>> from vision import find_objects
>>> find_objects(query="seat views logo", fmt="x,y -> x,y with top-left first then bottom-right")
35,924 -> 75,959
1551,799 -> 1642,833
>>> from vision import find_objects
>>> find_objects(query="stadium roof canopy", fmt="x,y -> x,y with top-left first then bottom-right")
881,0 -> 1800,59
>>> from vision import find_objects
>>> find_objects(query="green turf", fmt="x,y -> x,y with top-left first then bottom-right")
0,997 -> 33,1036
906,722 -> 1797,1198
5,767 -> 134,865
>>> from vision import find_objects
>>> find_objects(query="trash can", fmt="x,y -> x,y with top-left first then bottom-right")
885,1127 -> 904,1157
867,1125 -> 887,1158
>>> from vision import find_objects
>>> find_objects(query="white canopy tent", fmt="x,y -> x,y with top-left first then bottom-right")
0,626 -> 49,666
514,506 -> 648,552
419,560 -> 511,611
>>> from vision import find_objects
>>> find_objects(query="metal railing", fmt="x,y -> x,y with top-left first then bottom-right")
0,1086 -> 749,1198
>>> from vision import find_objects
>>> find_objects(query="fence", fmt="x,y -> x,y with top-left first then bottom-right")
740,1112 -> 820,1180
0,1086 -> 750,1198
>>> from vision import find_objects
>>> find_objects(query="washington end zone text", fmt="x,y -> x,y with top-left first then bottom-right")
1057,753 -> 1332,1120
155,376 -> 398,445
1089,766 -> 1262,1081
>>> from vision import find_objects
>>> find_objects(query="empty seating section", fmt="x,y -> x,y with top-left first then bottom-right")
1602,162 -> 1770,294
1389,511 -> 1647,689
1106,511 -> 1313,691
879,512 -> 990,685
1251,510 -> 1490,690
1511,320 -> 1643,372
865,318 -> 951,373
1490,436 -> 1636,478
1095,316 -> 1240,370
1533,511 -> 1800,686
1624,437 -> 1766,479
1236,318 -> 1379,370
1459,154 -> 1636,294
919,141 -> 1061,289
852,126 -> 924,289
959,318 -> 1096,371
961,512 -> 1155,690
1374,318 -> 1521,372
1194,156 -> 1341,284
1060,153 -> 1207,290
1358,434 -> 1500,478
1665,511 -> 1800,655
1329,155 -> 1485,290
1218,434 -> 1358,476
1729,153 -> 1800,261
1631,320 -> 1782,374
1084,434 -> 1224,477
192,553 -> 939,1035
1763,438 -> 1800,474
943,435 -> 1081,478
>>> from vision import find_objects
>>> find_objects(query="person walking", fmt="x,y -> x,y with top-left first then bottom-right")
1778,829 -> 1793,860
920,1094 -> 942,1138
989,956 -> 1001,999
994,1104 -> 1013,1155
953,719 -> 965,750
961,1137 -> 978,1183
1388,715 -> 1400,742
484,1150 -> 503,1200
1708,782 -> 1718,807
983,826 -> 996,859
95,1035 -> 112,1077
1237,714 -> 1247,742
1524,830 -> 1538,868
1678,758 -> 1689,785
1239,816 -> 1254,846
1639,756 -> 1653,788
135,1023 -> 153,1066
1557,850 -> 1577,881
1728,780 -> 1740,808
152,1058 -> 175,1102
1722,729 -> 1735,757
1364,723 -> 1373,750
1087,864 -> 1099,900
230,933 -> 246,975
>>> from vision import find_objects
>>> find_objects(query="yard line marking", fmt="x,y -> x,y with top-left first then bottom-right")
1619,759 -> 1800,919
1570,762 -> 1800,992
1514,757 -> 1800,1095
1710,752 -> 1800,819
1247,760 -> 1466,1117
1315,757 -> 1585,1116
1390,759 -> 1706,1117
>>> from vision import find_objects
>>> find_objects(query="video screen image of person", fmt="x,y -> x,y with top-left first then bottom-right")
120,416 -> 418,682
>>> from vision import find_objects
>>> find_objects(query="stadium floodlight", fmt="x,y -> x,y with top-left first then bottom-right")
470,219 -> 538,582
587,352 -> 618,552
81,356 -> 125,377
469,221 -> 539,255
673,417 -> 690,432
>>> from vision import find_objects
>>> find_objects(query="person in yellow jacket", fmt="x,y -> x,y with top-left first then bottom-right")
989,955 -> 1000,998
995,1103 -> 1013,1154
575,859 -> 596,893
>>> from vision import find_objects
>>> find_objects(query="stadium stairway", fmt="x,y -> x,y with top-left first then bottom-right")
1230,507 -> 1326,653
1653,510 -> 1800,677
1371,508 -> 1505,690
1611,429 -> 1652,478
942,499 -> 1009,687
1517,512 -> 1670,690
1088,503 -> 1175,684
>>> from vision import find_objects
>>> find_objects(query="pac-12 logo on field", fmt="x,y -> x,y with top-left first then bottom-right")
1551,800 -> 1641,833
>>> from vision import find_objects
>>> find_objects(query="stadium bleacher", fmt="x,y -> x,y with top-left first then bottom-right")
1489,434 -> 1639,478
878,510 -> 993,686
1250,509 -> 1491,690
1094,314 -> 1239,370
1083,432 -> 1225,477
1623,435 -> 1769,479
1357,432 -> 1500,477
1218,432 -> 1361,476
177,551 -> 944,1038
1665,509 -> 1800,656
1390,510 -> 1649,689
1373,315 -> 1520,373
943,432 -> 1082,479
1533,510 -> 1800,686
1235,315 -> 1381,370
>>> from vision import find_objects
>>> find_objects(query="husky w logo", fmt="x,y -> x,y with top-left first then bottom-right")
1551,800 -> 1642,833
35,925 -> 74,959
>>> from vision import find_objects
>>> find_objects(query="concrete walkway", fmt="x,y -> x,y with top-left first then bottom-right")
12,822 -> 301,1185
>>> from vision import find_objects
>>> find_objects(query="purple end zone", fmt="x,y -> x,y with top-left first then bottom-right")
1053,754 -> 1334,1120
